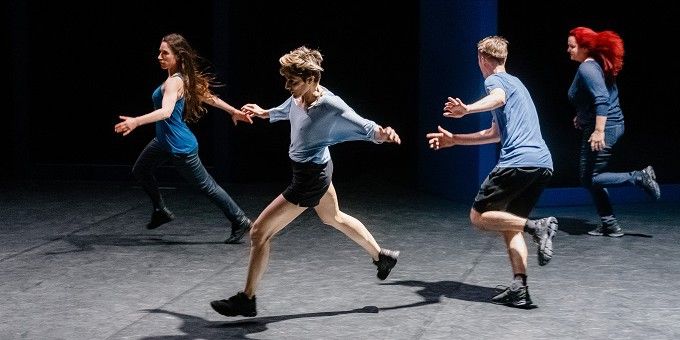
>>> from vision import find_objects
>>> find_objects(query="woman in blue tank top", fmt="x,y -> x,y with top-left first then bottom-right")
114,33 -> 253,244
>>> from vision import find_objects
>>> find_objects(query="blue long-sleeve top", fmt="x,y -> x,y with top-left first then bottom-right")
568,59 -> 624,129
268,86 -> 381,164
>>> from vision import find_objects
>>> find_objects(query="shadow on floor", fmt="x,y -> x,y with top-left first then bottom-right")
44,234 -> 223,255
140,306 -> 379,339
138,280 -> 504,339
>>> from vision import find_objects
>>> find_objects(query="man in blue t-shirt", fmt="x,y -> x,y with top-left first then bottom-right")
426,36 -> 557,309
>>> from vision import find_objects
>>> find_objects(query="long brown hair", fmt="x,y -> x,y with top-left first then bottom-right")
161,33 -> 219,123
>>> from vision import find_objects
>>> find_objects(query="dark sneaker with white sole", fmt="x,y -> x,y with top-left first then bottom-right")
531,216 -> 558,266
588,224 -> 624,237
373,248 -> 399,280
639,165 -> 661,200
491,282 -> 533,309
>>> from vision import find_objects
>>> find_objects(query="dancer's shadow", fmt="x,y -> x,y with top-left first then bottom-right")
378,280 -> 511,310
136,281 -> 506,338
44,234 -> 222,255
556,217 -> 652,238
138,306 -> 379,339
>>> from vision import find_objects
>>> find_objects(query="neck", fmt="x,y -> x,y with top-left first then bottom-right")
302,84 -> 321,106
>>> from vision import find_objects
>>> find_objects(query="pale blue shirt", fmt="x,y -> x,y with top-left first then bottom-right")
485,73 -> 553,170
268,86 -> 381,164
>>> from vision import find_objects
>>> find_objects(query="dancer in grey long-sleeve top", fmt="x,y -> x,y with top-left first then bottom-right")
210,46 -> 401,317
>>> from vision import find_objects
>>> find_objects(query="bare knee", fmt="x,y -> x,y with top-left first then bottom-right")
249,221 -> 271,248
469,209 -> 485,230
319,213 -> 343,227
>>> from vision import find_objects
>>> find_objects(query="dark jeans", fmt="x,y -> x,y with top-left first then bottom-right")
579,124 -> 640,226
132,138 -> 247,224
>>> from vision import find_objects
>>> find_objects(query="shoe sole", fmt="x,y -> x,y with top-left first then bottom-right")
645,166 -> 656,180
588,230 -> 624,237
642,166 -> 661,200
537,217 -> 558,266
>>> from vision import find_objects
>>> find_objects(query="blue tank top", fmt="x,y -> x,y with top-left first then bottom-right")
152,73 -> 198,154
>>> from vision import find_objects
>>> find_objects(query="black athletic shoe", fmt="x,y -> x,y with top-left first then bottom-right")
210,292 -> 257,317
639,166 -> 661,200
224,217 -> 252,244
531,216 -> 558,266
587,224 -> 624,237
373,249 -> 399,280
491,283 -> 533,309
146,207 -> 175,230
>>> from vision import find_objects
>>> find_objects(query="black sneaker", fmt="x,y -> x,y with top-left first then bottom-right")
639,166 -> 661,200
531,216 -> 558,266
146,207 -> 175,230
373,249 -> 399,280
491,283 -> 533,308
587,224 -> 624,237
224,216 -> 252,244
210,292 -> 257,317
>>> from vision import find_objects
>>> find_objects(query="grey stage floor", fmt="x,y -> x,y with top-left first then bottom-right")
1,179 -> 679,340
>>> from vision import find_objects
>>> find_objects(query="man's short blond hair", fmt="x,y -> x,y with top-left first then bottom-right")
477,36 -> 508,64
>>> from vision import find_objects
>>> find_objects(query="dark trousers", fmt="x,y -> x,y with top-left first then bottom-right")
579,123 -> 639,226
132,138 -> 246,224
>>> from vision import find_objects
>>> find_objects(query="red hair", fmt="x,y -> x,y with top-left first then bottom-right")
570,26 -> 624,78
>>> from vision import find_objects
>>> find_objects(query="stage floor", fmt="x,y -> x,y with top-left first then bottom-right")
1,180 -> 678,339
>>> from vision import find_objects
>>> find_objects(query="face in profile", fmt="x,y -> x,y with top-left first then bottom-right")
567,36 -> 588,62
157,42 -> 177,70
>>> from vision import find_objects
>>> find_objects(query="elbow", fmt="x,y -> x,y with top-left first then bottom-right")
160,111 -> 173,120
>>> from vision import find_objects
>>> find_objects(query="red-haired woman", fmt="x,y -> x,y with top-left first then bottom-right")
567,26 -> 660,237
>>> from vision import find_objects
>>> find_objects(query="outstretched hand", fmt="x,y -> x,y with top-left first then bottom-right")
376,126 -> 401,144
114,116 -> 138,136
231,109 -> 253,126
426,125 -> 455,150
443,97 -> 468,118
241,103 -> 268,119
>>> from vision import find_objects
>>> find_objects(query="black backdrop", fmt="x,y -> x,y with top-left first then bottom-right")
6,1 -> 678,187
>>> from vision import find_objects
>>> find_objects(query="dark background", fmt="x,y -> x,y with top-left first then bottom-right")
6,1 -> 678,189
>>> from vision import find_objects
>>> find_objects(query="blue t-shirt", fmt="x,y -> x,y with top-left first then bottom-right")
152,73 -> 198,154
268,86 -> 380,164
568,59 -> 624,128
485,73 -> 553,170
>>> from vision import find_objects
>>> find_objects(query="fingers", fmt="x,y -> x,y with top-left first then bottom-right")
428,137 -> 440,150
381,126 -> 401,144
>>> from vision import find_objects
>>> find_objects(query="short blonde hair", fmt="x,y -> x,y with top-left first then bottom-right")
477,36 -> 508,64
279,46 -> 324,82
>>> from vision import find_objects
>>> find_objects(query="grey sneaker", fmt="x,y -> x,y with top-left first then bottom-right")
639,166 -> 660,200
587,224 -> 624,237
491,282 -> 533,308
531,217 -> 558,266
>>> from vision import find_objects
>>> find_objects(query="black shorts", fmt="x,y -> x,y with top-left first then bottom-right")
472,167 -> 553,217
282,159 -> 333,207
